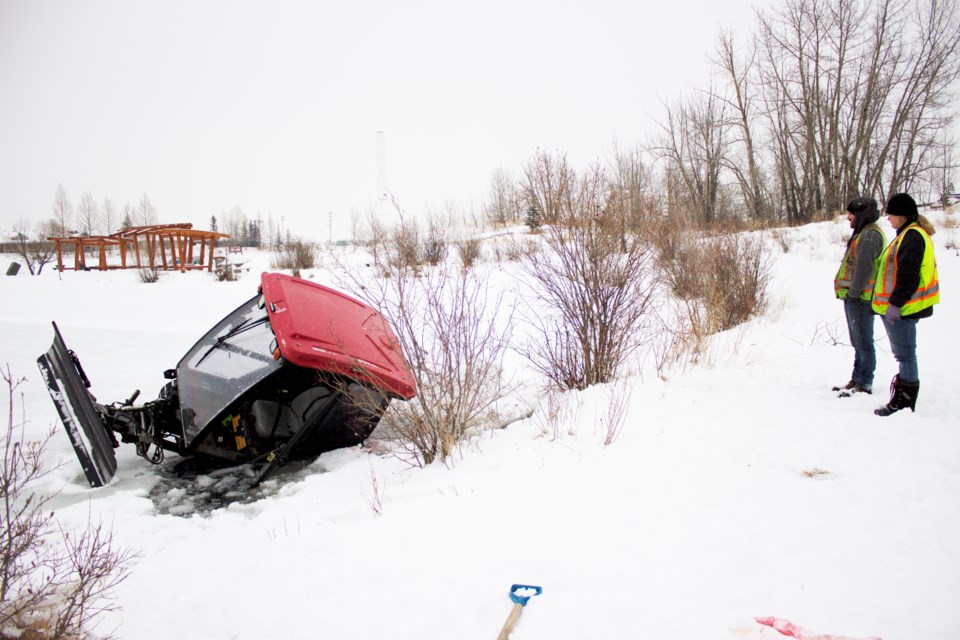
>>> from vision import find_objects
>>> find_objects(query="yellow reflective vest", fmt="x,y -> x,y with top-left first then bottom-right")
871,222 -> 940,315
834,224 -> 885,301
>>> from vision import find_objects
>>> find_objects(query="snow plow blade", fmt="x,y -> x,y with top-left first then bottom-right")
36,322 -> 117,487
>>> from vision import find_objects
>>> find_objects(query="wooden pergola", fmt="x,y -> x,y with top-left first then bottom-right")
49,224 -> 231,273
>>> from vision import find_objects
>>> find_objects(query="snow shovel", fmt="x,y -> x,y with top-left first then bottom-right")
496,584 -> 542,640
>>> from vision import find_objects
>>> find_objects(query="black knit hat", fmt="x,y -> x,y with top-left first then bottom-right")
846,197 -> 879,219
886,193 -> 919,219
845,197 -> 880,236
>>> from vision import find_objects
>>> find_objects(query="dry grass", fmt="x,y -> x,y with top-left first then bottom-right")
653,226 -> 773,365
456,238 -> 483,269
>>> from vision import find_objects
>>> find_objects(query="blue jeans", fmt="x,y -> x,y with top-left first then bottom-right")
844,299 -> 877,388
881,314 -> 919,383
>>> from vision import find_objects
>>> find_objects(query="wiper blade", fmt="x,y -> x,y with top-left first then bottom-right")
194,315 -> 271,367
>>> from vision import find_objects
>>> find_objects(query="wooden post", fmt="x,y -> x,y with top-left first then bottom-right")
74,240 -> 84,270
54,239 -> 64,273
207,238 -> 215,271
176,233 -> 187,273
145,234 -> 155,269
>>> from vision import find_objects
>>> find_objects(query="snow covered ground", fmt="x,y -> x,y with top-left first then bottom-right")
1,212 -> 958,640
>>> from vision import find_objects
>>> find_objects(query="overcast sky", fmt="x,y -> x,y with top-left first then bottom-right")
0,0 -> 761,241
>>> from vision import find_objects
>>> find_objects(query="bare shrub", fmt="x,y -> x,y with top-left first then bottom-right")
456,238 -> 483,270
362,455 -> 384,516
941,216 -> 959,255
520,164 -> 661,391
808,320 -> 847,347
504,237 -> 540,262
364,210 -> 391,269
1,365 -> 132,638
770,227 -> 792,252
673,233 -> 773,338
215,262 -> 236,282
654,231 -> 772,364
390,222 -> 422,272
649,300 -> 702,374
701,234 -> 772,332
272,238 -> 317,271
338,263 -> 515,467
10,220 -> 58,275
600,378 -> 632,446
642,217 -> 686,266
422,219 -> 448,267
532,389 -> 582,440
422,237 -> 447,267
137,267 -> 159,283
655,229 -> 702,301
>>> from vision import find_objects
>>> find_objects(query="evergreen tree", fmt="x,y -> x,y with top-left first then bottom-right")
525,205 -> 542,231
248,220 -> 262,248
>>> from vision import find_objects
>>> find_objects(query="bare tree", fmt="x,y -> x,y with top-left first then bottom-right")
364,207 -> 390,270
715,29 -> 773,223
51,184 -> 72,236
877,0 -> 960,198
77,191 -> 100,236
654,88 -> 731,227
220,206 -> 247,241
9,219 -> 57,275
931,136 -> 957,205
520,149 -> 577,225
137,193 -> 158,226
751,0 -> 960,222
102,197 -> 118,235
485,167 -> 519,227
607,142 -> 660,232
349,208 -> 364,248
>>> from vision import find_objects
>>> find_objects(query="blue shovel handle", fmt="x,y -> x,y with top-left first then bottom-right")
498,584 -> 543,640
509,584 -> 543,606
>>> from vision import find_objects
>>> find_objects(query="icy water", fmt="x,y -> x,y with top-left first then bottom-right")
148,458 -> 318,517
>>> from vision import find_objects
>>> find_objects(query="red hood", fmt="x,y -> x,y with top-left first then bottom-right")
260,272 -> 416,399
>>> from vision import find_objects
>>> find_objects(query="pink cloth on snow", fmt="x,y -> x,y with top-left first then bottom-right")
755,616 -> 882,640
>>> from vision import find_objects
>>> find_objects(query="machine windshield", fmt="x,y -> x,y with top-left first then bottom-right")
177,295 -> 282,439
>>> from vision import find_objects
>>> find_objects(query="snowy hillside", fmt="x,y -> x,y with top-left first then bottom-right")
1,213 -> 958,640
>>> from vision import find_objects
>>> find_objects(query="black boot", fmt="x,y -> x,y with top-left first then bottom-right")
832,380 -> 856,392
874,375 -> 920,416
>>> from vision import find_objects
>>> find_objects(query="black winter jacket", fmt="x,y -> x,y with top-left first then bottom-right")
888,224 -> 933,320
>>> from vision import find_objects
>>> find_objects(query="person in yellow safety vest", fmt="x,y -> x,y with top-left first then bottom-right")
832,197 -> 886,397
872,192 -> 940,416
